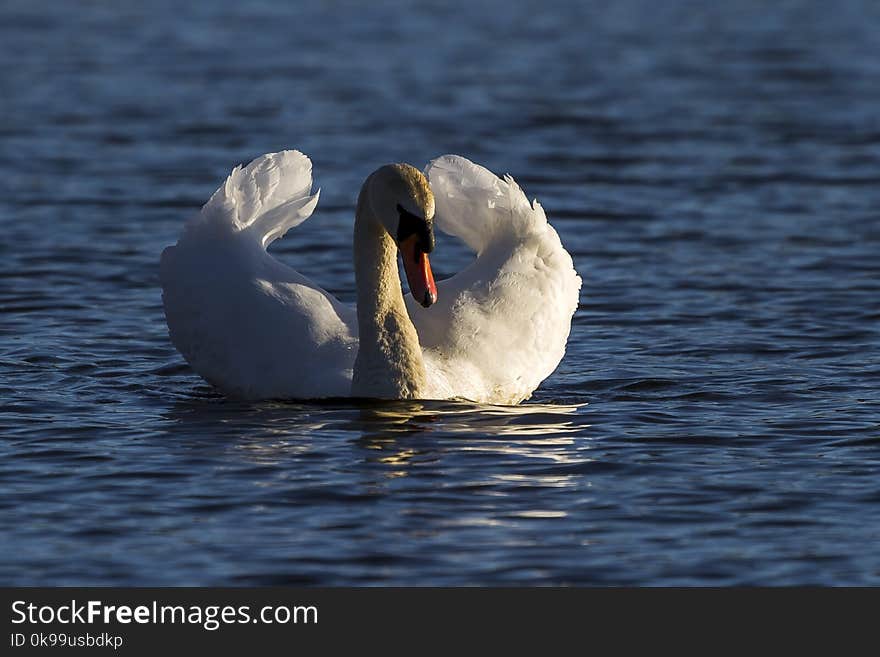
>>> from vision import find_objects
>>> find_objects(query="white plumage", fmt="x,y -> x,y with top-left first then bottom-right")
160,150 -> 580,404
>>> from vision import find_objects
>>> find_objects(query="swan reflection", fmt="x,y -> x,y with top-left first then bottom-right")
158,396 -> 592,490
352,399 -> 590,480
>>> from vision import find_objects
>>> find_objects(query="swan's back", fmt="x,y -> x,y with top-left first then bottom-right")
160,151 -> 357,399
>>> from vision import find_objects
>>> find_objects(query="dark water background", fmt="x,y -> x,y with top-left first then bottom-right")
2,0 -> 879,585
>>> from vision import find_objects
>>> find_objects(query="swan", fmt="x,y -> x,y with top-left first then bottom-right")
160,150 -> 581,404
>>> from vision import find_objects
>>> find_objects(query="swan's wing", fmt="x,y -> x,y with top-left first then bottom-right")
407,155 -> 581,404
160,151 -> 357,400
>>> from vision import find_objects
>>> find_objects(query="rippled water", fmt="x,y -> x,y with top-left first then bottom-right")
2,0 -> 879,585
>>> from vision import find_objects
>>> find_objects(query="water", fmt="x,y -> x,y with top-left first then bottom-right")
2,0 -> 879,585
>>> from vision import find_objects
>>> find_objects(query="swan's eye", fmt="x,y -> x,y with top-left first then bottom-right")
396,204 -> 434,254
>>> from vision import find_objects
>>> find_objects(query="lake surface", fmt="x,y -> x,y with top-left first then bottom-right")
1,0 -> 879,585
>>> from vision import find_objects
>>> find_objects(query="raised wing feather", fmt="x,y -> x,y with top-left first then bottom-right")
408,155 -> 581,404
160,150 -> 357,399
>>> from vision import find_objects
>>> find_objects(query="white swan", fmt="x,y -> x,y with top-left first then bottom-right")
160,150 -> 581,404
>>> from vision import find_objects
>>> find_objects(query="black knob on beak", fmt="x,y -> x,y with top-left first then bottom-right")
396,204 -> 434,254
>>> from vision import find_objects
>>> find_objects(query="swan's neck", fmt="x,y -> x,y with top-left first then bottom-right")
351,187 -> 427,399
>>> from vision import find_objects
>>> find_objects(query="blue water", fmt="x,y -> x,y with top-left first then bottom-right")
2,0 -> 879,585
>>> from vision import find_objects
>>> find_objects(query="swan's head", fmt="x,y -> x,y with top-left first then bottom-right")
368,163 -> 438,308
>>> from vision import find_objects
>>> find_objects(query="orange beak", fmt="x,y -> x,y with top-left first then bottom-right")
400,234 -> 437,308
